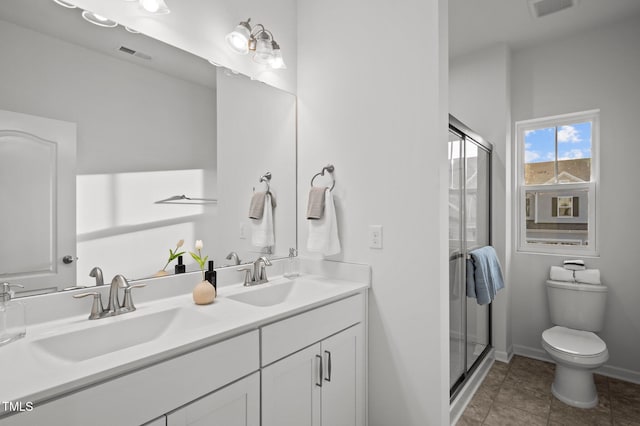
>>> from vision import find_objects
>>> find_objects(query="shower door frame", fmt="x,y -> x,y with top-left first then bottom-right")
448,115 -> 493,401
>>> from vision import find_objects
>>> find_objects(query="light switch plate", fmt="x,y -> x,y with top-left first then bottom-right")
369,225 -> 383,249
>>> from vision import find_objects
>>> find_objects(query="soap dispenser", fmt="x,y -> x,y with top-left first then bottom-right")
284,248 -> 299,278
175,256 -> 186,274
0,283 -> 26,347
205,260 -> 217,291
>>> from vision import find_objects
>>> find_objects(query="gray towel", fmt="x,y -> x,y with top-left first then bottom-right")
306,187 -> 326,219
249,191 -> 267,219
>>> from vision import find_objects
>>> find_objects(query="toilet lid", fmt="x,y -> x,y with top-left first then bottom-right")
542,326 -> 606,356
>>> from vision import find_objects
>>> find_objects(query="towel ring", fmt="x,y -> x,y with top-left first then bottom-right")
259,172 -> 272,193
310,164 -> 335,191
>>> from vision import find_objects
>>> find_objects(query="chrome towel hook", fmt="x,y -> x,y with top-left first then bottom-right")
310,164 -> 335,191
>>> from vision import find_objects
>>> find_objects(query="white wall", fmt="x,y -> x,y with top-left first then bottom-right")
215,70 -> 297,265
0,19 -> 217,284
297,0 -> 450,424
449,44 -> 513,361
68,0 -> 297,93
511,15 -> 640,380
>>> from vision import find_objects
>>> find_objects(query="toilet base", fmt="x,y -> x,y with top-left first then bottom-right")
551,363 -> 598,409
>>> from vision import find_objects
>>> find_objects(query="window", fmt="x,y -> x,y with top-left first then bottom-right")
516,110 -> 599,255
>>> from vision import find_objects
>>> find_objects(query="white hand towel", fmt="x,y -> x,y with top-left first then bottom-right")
251,193 -> 274,248
550,266 -> 574,282
307,189 -> 341,256
574,269 -> 601,285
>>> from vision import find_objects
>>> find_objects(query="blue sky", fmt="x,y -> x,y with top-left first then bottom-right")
525,122 -> 592,163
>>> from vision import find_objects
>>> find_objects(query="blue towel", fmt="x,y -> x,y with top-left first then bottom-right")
466,246 -> 505,305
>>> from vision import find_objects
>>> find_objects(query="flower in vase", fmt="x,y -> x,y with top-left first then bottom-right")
161,239 -> 185,272
189,240 -> 208,281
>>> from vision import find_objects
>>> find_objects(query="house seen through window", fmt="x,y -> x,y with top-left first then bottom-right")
516,110 -> 599,255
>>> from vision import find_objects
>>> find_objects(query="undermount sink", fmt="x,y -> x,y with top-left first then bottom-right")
227,278 -> 338,307
33,307 -> 211,362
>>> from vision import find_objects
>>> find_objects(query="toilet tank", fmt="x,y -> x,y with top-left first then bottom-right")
546,280 -> 608,332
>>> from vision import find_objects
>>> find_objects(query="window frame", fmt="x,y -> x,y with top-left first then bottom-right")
515,110 -> 600,256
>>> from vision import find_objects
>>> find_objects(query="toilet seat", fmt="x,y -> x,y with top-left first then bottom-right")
542,326 -> 606,356
542,326 -> 608,366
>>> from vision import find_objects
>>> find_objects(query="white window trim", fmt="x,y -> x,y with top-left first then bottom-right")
515,110 -> 600,256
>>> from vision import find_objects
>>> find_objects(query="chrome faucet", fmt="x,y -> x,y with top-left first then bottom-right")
253,256 -> 272,283
225,251 -> 241,265
238,256 -> 272,286
106,274 -> 126,315
89,266 -> 104,286
73,274 -> 146,320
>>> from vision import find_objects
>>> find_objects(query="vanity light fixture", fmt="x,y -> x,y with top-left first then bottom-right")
81,10 -> 118,28
52,0 -> 77,9
225,18 -> 286,69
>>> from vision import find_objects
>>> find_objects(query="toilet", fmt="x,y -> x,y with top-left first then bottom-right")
542,279 -> 608,408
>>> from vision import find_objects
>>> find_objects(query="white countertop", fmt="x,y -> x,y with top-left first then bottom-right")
1,263 -> 369,416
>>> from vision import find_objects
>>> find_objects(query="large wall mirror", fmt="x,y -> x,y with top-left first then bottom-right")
0,0 -> 296,296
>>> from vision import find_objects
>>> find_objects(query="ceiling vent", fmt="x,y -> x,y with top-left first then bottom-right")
118,46 -> 152,60
528,0 -> 578,18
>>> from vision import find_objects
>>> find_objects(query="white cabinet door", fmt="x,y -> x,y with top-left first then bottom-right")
167,372 -> 259,426
262,343 -> 322,426
321,324 -> 365,426
0,109 -> 76,294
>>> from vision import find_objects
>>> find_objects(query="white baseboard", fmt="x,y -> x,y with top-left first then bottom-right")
513,344 -> 640,385
450,349 -> 495,425
598,364 -> 640,385
512,344 -> 552,363
494,345 -> 514,363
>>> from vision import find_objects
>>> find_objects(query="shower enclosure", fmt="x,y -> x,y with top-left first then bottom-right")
448,115 -> 493,399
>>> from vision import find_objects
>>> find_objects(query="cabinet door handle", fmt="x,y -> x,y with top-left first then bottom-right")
324,350 -> 332,382
315,354 -> 323,387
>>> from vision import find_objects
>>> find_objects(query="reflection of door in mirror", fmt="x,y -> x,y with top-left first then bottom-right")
0,110 -> 76,295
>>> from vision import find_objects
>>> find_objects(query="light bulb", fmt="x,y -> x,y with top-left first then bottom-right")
269,40 -> 286,69
225,21 -> 252,55
52,0 -> 77,9
139,0 -> 170,14
81,10 -> 118,27
253,36 -> 273,64
270,51 -> 286,69
141,0 -> 158,12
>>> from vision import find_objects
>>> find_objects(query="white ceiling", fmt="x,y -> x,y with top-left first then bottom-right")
0,0 -> 216,89
449,0 -> 640,58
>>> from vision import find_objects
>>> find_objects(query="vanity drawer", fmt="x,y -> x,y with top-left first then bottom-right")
261,293 -> 364,366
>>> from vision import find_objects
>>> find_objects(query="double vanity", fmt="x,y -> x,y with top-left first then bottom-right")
0,259 -> 369,426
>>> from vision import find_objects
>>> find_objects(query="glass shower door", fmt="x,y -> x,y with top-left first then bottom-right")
465,140 -> 491,369
449,118 -> 493,398
448,130 -> 465,390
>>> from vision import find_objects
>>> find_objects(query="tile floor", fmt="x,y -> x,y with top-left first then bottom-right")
458,355 -> 640,425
